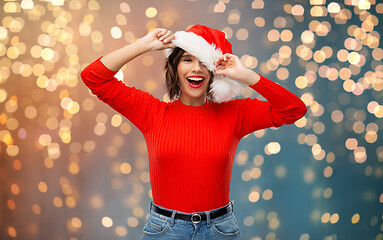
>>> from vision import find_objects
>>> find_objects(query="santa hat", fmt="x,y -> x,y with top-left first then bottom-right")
166,24 -> 243,102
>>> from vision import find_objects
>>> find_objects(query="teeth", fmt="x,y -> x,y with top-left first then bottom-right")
187,77 -> 204,81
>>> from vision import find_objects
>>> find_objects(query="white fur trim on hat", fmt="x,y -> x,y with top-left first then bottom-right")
166,31 -> 243,102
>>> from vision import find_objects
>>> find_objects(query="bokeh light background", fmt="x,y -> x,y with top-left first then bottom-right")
1,0 -> 383,239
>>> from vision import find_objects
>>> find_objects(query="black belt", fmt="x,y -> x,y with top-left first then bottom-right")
151,202 -> 233,224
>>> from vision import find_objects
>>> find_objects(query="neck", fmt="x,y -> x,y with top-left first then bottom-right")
179,95 -> 207,106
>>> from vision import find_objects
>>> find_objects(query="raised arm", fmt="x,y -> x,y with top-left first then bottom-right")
80,29 -> 175,132
215,53 -> 307,137
101,28 -> 175,71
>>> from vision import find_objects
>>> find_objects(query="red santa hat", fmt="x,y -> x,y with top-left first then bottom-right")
166,24 -> 243,102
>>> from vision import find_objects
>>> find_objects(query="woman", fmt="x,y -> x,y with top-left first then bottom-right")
81,25 -> 307,240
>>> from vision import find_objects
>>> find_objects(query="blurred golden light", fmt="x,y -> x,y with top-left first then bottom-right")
38,181 -> 48,193
267,29 -> 280,42
133,206 -> 144,218
88,0 -> 100,11
62,184 -> 73,196
120,2 -> 130,13
275,165 -> 286,178
310,0 -> 325,4
295,76 -> 308,89
292,5 -> 304,15
83,140 -> 96,152
7,199 -> 16,210
69,162 -> 80,174
228,9 -> 241,24
10,184 -> 20,195
252,0 -> 264,9
323,188 -> 333,198
140,171 -> 150,183
236,28 -> 248,40
236,150 -> 248,165
111,26 -> 122,39
295,117 -> 307,128
311,6 -> 327,17
13,159 -> 21,171
254,17 -> 265,27
249,191 -> 260,202
71,217 -> 82,229
321,213 -> 330,223
7,145 -> 19,157
120,163 -> 132,174
304,168 -> 315,183
32,204 -> 41,215
329,213 -> 339,224
262,189 -> 273,200
348,52 -> 361,65
328,2 -> 340,13
324,166 -> 333,178
7,226 -> 17,238
214,2 -> 226,13
102,216 -> 113,228
53,197 -> 63,208
250,167 -> 262,179
352,213 -> 360,224
65,196 -> 76,208
242,170 -> 251,182
358,0 -> 371,10
127,217 -> 139,228
145,7 -> 157,18
354,147 -> 367,163
115,226 -> 128,237
280,29 -> 293,42
265,142 -> 281,155
81,98 -> 95,111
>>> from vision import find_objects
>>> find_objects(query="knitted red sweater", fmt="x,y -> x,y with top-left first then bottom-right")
81,58 -> 307,213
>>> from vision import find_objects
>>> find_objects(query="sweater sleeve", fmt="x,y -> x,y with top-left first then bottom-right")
80,57 -> 164,133
237,75 -> 307,137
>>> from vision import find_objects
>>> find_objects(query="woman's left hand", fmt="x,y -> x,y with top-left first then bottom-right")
215,53 -> 260,85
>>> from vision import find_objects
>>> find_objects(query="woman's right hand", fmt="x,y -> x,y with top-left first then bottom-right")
100,28 -> 175,71
140,28 -> 175,51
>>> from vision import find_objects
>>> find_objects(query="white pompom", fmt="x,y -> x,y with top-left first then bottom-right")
210,76 -> 243,102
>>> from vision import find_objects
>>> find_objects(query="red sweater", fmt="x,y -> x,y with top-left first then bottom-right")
81,58 -> 307,213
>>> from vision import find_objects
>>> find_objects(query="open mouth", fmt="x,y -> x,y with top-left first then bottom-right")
187,77 -> 204,88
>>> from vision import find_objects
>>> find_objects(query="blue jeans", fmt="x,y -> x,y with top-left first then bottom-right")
140,200 -> 241,240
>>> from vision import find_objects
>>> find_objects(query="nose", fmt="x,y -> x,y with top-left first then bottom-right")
191,61 -> 204,72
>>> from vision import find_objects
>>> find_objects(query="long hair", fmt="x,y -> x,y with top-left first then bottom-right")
165,47 -> 214,101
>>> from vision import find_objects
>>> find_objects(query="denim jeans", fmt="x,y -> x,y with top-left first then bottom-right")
140,200 -> 241,240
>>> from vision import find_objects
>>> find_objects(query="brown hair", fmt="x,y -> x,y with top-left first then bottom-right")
165,47 -> 214,101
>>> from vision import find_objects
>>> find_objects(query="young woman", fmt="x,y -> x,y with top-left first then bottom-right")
81,25 -> 307,240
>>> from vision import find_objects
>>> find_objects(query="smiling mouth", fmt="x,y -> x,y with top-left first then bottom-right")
187,77 -> 204,88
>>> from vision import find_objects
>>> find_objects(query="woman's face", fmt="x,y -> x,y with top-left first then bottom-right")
177,52 -> 211,105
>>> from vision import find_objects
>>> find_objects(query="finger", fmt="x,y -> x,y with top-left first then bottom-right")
216,55 -> 225,61
215,56 -> 226,66
158,28 -> 168,38
161,31 -> 173,42
215,68 -> 226,76
159,30 -> 167,39
164,42 -> 175,49
160,31 -> 173,41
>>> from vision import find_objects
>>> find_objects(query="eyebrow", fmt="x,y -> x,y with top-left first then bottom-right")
181,54 -> 193,58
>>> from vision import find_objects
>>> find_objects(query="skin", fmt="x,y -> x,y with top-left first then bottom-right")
177,52 -> 211,106
100,28 -> 260,106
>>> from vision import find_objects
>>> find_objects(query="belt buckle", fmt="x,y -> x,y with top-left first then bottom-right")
191,213 -> 201,224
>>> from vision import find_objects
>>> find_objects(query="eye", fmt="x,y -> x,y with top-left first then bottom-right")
183,58 -> 192,62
